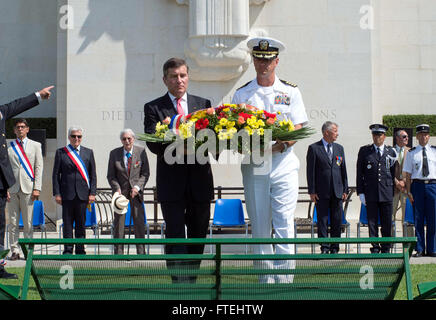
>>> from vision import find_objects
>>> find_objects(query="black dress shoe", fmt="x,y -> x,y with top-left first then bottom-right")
330,249 -> 339,254
426,252 -> 436,257
0,269 -> 18,279
413,252 -> 424,257
321,249 -> 330,254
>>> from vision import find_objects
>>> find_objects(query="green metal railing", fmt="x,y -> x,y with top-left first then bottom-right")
15,237 -> 416,300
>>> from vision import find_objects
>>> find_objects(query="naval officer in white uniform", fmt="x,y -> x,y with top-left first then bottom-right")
232,37 -> 308,283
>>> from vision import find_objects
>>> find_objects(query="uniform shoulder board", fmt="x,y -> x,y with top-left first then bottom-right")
410,146 -> 417,151
432,145 -> 436,149
236,81 -> 251,91
280,79 -> 298,87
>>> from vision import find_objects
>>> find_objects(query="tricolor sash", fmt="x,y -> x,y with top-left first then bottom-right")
169,114 -> 184,135
10,139 -> 35,181
64,144 -> 90,189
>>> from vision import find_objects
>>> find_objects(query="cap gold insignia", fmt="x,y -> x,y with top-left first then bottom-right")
259,40 -> 269,51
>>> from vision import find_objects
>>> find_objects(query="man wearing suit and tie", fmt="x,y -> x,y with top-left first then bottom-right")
357,124 -> 397,253
52,126 -> 97,255
306,121 -> 348,254
144,57 -> 214,282
0,85 -> 53,279
107,129 -> 150,255
393,129 -> 411,234
7,119 -> 43,261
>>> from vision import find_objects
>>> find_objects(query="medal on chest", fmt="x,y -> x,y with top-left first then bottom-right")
274,94 -> 290,105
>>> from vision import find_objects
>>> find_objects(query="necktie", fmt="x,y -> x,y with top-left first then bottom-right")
422,147 -> 429,177
398,147 -> 404,166
176,98 -> 184,115
20,140 -> 24,148
376,147 -> 382,159
327,143 -> 332,162
126,152 -> 132,175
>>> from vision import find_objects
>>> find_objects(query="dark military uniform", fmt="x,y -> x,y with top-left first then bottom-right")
357,143 -> 397,253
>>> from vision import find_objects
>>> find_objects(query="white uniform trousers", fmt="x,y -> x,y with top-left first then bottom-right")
241,150 -> 299,283
7,190 -> 34,254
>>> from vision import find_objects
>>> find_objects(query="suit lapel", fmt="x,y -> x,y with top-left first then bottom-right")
318,140 -> 332,166
118,147 -> 126,171
160,93 -> 177,120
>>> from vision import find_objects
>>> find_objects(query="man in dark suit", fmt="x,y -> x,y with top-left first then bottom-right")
144,57 -> 214,282
306,121 -> 348,254
356,124 -> 397,253
52,126 -> 97,255
0,85 -> 54,279
107,128 -> 150,255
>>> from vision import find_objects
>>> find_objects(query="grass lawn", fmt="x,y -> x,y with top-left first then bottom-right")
1,264 -> 434,300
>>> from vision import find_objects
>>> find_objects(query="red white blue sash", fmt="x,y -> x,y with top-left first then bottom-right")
63,144 -> 90,189
10,139 -> 34,181
169,114 -> 184,135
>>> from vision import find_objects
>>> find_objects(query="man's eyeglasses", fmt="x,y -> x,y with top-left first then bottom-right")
122,137 -> 133,141
401,135 -> 408,139
15,125 -> 27,129
70,135 -> 82,139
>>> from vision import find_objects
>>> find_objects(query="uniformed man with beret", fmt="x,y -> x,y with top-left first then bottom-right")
356,124 -> 397,253
0,85 -> 54,279
403,124 -> 436,257
232,37 -> 308,283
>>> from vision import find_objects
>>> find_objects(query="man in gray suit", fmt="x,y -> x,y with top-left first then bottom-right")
7,118 -> 43,261
107,129 -> 150,254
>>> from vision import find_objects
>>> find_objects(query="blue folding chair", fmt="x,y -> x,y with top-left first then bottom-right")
356,203 -> 397,253
310,206 -> 350,253
111,203 -> 150,254
6,200 -> 47,254
209,199 -> 248,253
59,203 -> 99,254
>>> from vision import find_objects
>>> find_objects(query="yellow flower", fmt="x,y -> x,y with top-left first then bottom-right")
179,122 -> 193,139
226,121 -> 236,129
245,127 -> 253,136
219,118 -> 228,126
256,128 -> 264,136
214,124 -> 223,133
257,119 -> 265,127
218,131 -> 228,140
247,116 -> 259,128
223,108 -> 230,113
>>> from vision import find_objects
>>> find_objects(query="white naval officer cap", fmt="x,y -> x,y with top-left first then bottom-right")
416,124 -> 430,133
247,37 -> 286,60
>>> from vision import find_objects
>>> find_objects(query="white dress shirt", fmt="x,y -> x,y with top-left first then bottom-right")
168,92 -> 188,115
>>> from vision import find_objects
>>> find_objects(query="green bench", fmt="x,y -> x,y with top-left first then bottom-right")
0,249 -> 21,300
8,237 -> 419,300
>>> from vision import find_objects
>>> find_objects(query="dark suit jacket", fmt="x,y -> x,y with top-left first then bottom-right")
356,144 -> 396,202
107,145 -> 150,197
143,93 -> 214,202
0,93 -> 39,189
306,140 -> 348,199
52,146 -> 97,201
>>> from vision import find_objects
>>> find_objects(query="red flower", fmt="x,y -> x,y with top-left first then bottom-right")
238,112 -> 253,120
195,118 -> 209,130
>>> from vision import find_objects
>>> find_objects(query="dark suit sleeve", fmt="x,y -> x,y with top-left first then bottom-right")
306,144 -> 316,194
137,148 -> 150,191
1,93 -> 39,120
106,150 -> 121,194
356,147 -> 365,195
52,149 -> 62,196
340,146 -> 349,194
88,149 -> 97,195
143,102 -> 167,156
